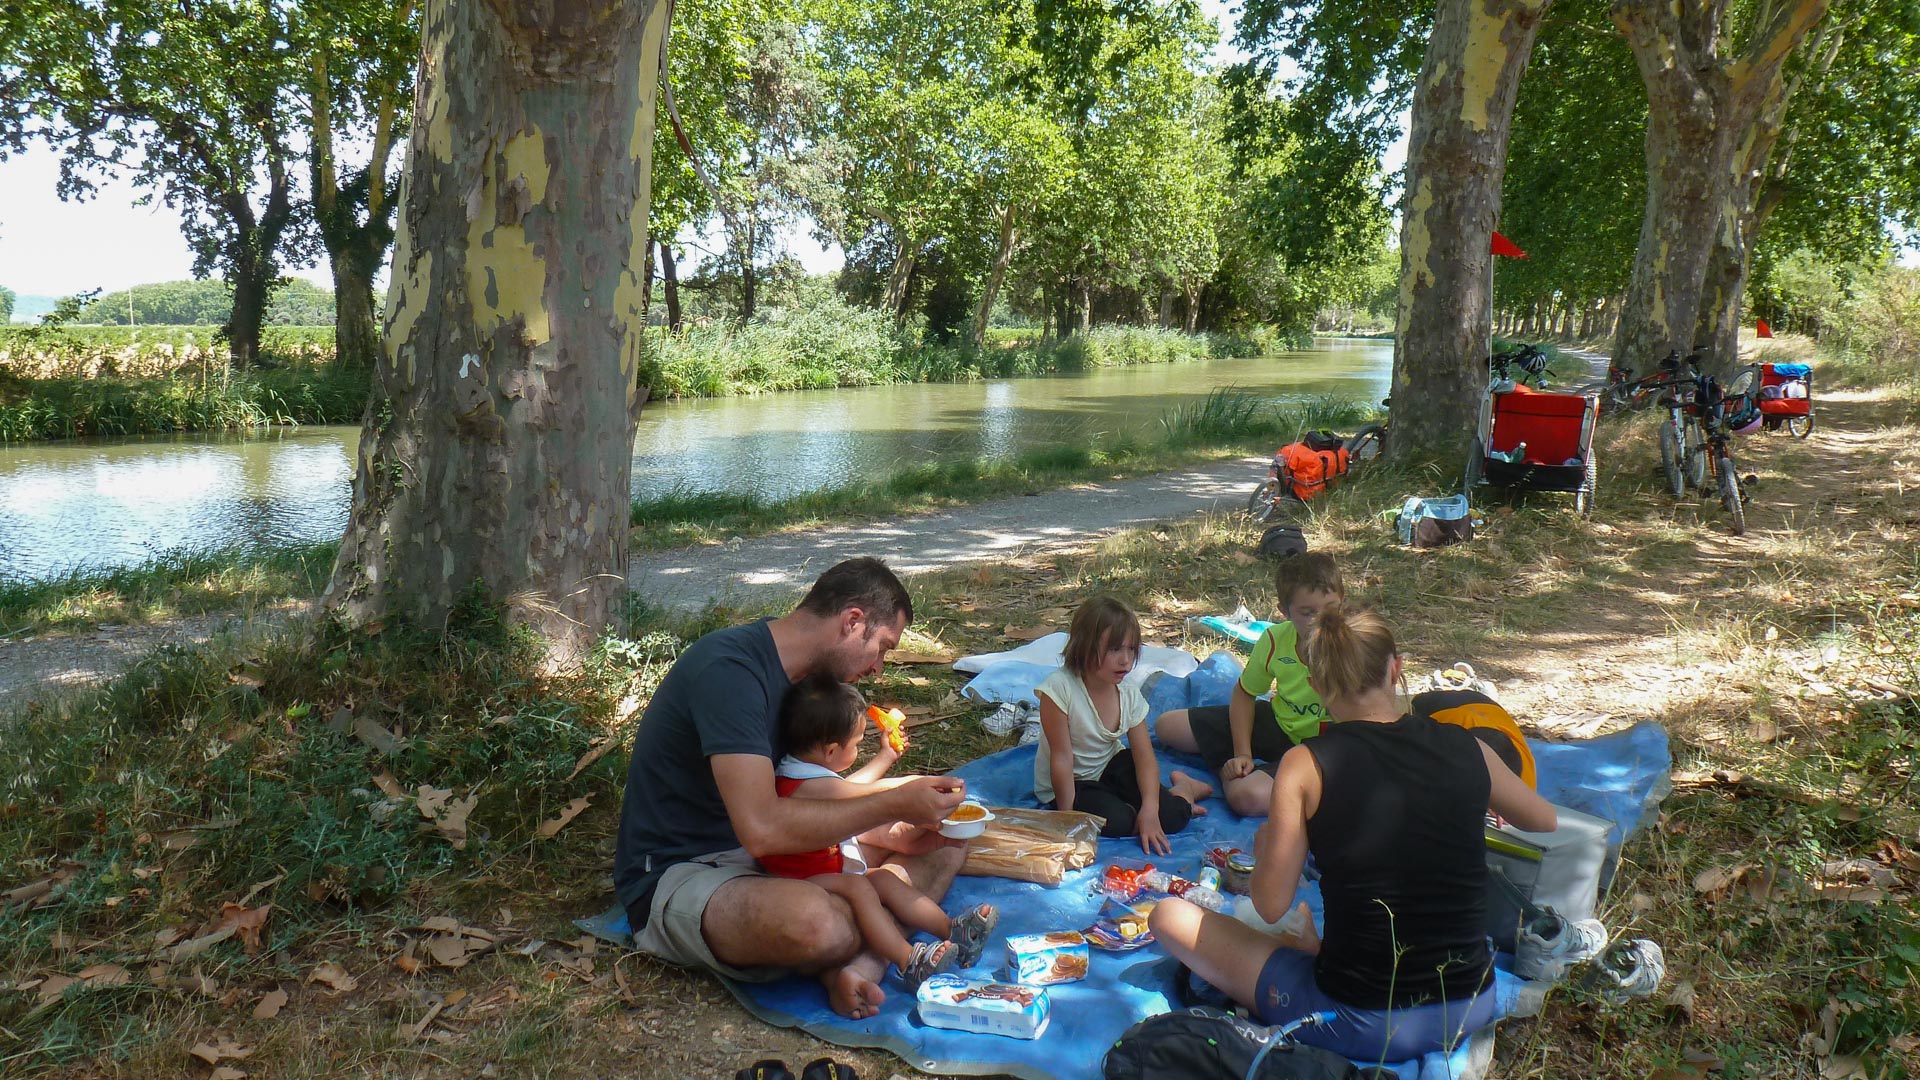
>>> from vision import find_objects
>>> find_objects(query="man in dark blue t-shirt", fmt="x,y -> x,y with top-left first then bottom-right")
615,558 -> 967,1019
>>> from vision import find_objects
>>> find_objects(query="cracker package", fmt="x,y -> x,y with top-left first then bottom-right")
1006,930 -> 1091,986
960,807 -> 1104,888
916,974 -> 1051,1040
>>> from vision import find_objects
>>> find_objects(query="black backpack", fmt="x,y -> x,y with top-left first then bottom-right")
1103,1010 -> 1381,1080
1257,524 -> 1308,561
1301,430 -> 1344,453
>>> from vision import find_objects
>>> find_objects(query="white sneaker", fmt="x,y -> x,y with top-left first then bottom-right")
1584,938 -> 1666,1004
1513,909 -> 1609,982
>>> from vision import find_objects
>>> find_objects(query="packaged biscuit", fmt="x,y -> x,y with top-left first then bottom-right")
915,974 -> 1051,1040
1005,930 -> 1091,986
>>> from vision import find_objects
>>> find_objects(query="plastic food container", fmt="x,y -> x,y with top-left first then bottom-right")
1006,931 -> 1091,986
916,974 -> 1051,1039
939,801 -> 995,840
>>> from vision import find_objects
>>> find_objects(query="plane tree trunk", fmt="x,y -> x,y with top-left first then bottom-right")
325,0 -> 666,663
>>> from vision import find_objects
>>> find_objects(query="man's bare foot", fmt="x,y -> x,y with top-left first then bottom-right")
823,966 -> 886,1019
1170,770 -> 1215,815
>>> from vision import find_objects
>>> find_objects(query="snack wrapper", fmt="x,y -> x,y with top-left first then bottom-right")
1082,899 -> 1155,952
916,974 -> 1051,1040
1006,930 -> 1091,986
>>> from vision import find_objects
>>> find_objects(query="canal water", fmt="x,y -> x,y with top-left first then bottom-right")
0,339 -> 1391,579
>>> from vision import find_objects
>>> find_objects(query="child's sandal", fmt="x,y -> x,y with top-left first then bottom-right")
948,903 -> 999,968
899,940 -> 955,987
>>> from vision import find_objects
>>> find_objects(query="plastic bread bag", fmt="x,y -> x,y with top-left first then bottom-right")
961,807 -> 1106,887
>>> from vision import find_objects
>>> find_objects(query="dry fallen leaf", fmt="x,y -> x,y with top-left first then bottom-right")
188,1036 -> 253,1065
252,988 -> 287,1019
353,713 -> 404,755
210,1068 -> 249,1080
1819,1055 -> 1868,1080
417,785 -> 481,849
198,903 -> 272,956
371,771 -> 408,801
35,974 -> 77,1004
76,963 -> 131,987
306,962 -> 358,993
536,797 -> 592,840
1664,979 -> 1697,1023
566,736 -> 620,782
395,942 -> 426,975
1000,624 -> 1056,642
1229,550 -> 1259,566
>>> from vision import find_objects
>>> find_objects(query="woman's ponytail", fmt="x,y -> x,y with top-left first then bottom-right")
1304,603 -> 1397,703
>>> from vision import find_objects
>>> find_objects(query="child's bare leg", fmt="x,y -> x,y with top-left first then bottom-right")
809,873 -> 913,970
866,865 -> 953,940
1155,709 -> 1199,753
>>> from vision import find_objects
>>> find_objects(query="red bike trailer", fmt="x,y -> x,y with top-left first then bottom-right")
1755,362 -> 1813,438
1466,383 -> 1603,518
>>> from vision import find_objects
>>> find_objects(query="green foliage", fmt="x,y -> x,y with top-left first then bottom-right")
1,0 -> 313,361
0,354 -> 367,441
0,284 -> 13,322
640,300 -> 1272,399
77,279 -> 336,326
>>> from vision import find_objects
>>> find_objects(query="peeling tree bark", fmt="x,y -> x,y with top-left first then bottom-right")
1611,0 -> 1830,375
325,0 -> 665,662
1389,0 -> 1552,466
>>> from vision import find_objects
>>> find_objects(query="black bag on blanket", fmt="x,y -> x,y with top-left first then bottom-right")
1102,1010 -> 1383,1080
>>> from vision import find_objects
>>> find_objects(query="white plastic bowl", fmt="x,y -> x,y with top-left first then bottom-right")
939,803 -> 995,840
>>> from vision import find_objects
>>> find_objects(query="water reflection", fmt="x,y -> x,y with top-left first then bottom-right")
0,340 -> 1391,579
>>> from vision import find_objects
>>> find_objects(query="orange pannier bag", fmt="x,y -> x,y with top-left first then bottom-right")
1279,439 -> 1350,501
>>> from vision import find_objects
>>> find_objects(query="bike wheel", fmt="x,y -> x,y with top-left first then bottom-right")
1246,478 -> 1282,522
1346,424 -> 1387,465
1717,454 -> 1745,536
1659,422 -> 1683,498
1684,422 -> 1709,492
1787,415 -> 1812,439
1576,452 -> 1598,519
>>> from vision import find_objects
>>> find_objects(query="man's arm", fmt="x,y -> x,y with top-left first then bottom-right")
712,753 -> 964,859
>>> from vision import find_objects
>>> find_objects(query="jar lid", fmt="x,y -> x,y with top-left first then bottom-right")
1227,853 -> 1256,871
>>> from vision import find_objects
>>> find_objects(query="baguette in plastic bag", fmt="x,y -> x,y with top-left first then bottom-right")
961,807 -> 1106,887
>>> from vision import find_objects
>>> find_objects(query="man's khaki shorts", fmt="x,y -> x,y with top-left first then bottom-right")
632,848 -> 787,983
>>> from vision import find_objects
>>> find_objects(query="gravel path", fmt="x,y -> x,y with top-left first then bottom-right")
0,457 -> 1267,705
628,456 -> 1266,610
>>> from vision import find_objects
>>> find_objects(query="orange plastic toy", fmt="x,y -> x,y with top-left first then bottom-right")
868,705 -> 908,754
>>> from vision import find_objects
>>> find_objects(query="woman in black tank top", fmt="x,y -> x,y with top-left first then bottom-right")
1149,605 -> 1556,1062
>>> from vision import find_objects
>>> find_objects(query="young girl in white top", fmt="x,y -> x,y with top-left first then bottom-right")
1034,596 -> 1214,854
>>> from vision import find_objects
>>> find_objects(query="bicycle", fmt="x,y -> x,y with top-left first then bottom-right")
1627,361 -> 1761,533
1644,350 -> 1710,499
1688,367 -> 1762,536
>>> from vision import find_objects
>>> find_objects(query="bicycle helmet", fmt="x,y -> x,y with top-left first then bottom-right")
1726,395 -> 1764,435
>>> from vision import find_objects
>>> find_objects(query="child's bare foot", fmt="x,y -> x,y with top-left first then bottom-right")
823,966 -> 886,1019
1170,770 -> 1214,814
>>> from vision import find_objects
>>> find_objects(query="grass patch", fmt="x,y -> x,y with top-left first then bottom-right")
0,543 -> 339,637
630,391 -> 1377,547
0,360 -> 370,442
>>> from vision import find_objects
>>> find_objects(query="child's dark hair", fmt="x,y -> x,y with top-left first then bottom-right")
780,672 -> 866,753
1063,596 -> 1142,675
1273,551 -> 1345,611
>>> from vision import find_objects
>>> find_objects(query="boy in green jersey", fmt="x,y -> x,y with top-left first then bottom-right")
1155,552 -> 1342,816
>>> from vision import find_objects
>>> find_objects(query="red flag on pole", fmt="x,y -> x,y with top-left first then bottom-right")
1756,318 -> 1773,338
1490,231 -> 1528,258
